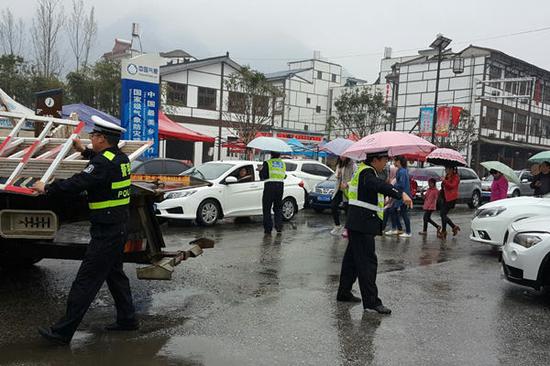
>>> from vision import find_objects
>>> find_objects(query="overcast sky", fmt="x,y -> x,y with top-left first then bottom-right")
6,0 -> 550,81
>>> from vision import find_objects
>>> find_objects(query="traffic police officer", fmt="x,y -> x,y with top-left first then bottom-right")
336,151 -> 412,314
33,116 -> 138,345
259,151 -> 286,234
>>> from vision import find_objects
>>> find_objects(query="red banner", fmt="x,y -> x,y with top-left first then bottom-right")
436,106 -> 450,137
451,106 -> 463,127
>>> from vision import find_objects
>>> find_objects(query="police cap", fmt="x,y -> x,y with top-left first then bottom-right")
368,150 -> 389,159
91,115 -> 126,137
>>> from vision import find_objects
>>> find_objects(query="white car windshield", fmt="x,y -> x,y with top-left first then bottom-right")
182,163 -> 234,180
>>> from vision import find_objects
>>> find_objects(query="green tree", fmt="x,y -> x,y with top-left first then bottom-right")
223,66 -> 283,144
66,67 -> 94,105
93,58 -> 120,117
333,87 -> 388,138
0,54 -> 33,105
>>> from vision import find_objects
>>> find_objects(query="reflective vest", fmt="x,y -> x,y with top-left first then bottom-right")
347,163 -> 384,220
88,150 -> 131,210
266,158 -> 286,182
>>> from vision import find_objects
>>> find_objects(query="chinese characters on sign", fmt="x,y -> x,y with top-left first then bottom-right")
419,107 -> 434,137
120,54 -> 163,159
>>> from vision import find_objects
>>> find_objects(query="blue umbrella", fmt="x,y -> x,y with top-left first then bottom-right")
321,138 -> 354,156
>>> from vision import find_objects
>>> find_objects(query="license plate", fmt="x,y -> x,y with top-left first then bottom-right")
318,194 -> 331,202
0,210 -> 58,239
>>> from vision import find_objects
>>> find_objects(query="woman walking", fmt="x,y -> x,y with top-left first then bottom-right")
330,157 -> 355,235
419,178 -> 441,235
490,169 -> 508,202
439,166 -> 460,239
390,156 -> 412,238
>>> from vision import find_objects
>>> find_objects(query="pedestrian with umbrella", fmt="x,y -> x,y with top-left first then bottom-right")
480,161 -> 519,202
528,152 -> 550,197
336,131 -> 431,314
426,148 -> 465,239
247,137 -> 292,234
321,138 -> 356,236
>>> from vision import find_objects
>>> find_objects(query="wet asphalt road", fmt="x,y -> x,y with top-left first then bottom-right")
1,207 -> 550,365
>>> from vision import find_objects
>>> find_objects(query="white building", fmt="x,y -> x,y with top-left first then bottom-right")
388,45 -> 550,170
267,53 -> 342,144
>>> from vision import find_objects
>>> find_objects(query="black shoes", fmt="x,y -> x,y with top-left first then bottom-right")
105,321 -> 139,331
336,293 -> 362,303
38,326 -> 71,345
364,304 -> 392,314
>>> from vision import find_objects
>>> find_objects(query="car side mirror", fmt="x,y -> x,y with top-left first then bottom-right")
225,176 -> 238,184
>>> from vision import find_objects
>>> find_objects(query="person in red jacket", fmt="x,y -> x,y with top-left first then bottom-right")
419,178 -> 441,235
439,166 -> 460,239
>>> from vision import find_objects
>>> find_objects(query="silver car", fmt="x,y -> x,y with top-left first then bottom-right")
411,166 -> 482,208
480,169 -> 534,201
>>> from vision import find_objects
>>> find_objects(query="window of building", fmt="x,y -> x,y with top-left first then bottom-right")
197,87 -> 217,110
166,82 -> 187,106
504,70 -> 517,93
543,84 -> 550,104
482,106 -> 498,129
544,120 -> 550,139
304,125 -> 309,131
306,97 -> 311,104
501,110 -> 514,132
489,65 -> 502,89
331,73 -> 337,82
228,91 -> 246,114
516,114 -> 527,135
317,71 -> 323,79
253,95 -> 269,117
316,106 -> 321,113
531,118 -> 541,137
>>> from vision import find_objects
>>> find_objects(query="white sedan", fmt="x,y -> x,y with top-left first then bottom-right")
470,196 -> 550,247
155,160 -> 305,226
502,216 -> 550,290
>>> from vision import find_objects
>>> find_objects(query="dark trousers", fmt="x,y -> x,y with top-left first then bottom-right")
51,222 -> 136,340
440,201 -> 456,232
390,203 -> 411,233
331,190 -> 348,226
262,182 -> 284,232
337,230 -> 382,308
422,210 -> 440,231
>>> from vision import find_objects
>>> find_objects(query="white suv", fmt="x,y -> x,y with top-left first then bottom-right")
502,216 -> 550,290
283,159 -> 334,194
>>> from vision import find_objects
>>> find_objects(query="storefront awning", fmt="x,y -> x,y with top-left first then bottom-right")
158,111 -> 215,143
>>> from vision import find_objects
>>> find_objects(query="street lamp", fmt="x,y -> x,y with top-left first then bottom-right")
429,34 -> 452,144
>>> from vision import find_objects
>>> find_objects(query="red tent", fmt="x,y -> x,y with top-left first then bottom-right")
158,111 -> 215,143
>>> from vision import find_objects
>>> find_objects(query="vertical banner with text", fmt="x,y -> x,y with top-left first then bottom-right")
419,107 -> 434,136
436,106 -> 451,137
121,54 -> 163,159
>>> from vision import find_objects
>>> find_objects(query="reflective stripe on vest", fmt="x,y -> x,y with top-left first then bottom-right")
88,151 -> 131,210
347,163 -> 384,219
266,158 -> 286,182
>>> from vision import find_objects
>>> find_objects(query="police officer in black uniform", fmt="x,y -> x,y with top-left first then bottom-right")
336,151 -> 412,314
33,116 -> 138,345
259,151 -> 286,234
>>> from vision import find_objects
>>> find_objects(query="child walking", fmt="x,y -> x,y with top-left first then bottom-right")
419,178 -> 441,235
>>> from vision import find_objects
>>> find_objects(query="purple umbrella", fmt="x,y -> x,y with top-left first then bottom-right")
320,137 -> 354,156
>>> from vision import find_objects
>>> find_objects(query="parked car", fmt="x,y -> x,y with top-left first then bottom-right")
132,158 -> 192,175
155,160 -> 305,226
410,166 -> 482,208
308,174 -> 338,212
480,170 -> 534,201
502,216 -> 550,290
470,196 -> 550,247
283,159 -> 334,195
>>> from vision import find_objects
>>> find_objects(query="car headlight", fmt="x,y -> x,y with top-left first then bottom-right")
513,233 -> 550,248
165,190 -> 197,200
474,207 -> 506,218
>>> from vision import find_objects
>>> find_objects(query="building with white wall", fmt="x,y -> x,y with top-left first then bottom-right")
388,45 -> 550,170
267,54 -> 342,144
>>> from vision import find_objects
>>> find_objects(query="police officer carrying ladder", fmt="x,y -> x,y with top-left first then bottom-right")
336,150 -> 412,314
259,151 -> 286,234
32,116 -> 138,345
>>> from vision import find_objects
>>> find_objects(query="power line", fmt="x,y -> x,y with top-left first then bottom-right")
236,25 -> 550,62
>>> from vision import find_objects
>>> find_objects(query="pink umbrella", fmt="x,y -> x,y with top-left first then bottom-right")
342,131 -> 436,160
426,148 -> 466,167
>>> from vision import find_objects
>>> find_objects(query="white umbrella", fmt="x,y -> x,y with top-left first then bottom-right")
247,136 -> 292,153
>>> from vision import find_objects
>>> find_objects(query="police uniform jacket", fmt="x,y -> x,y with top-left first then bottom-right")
345,165 -> 402,236
46,147 -> 131,225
